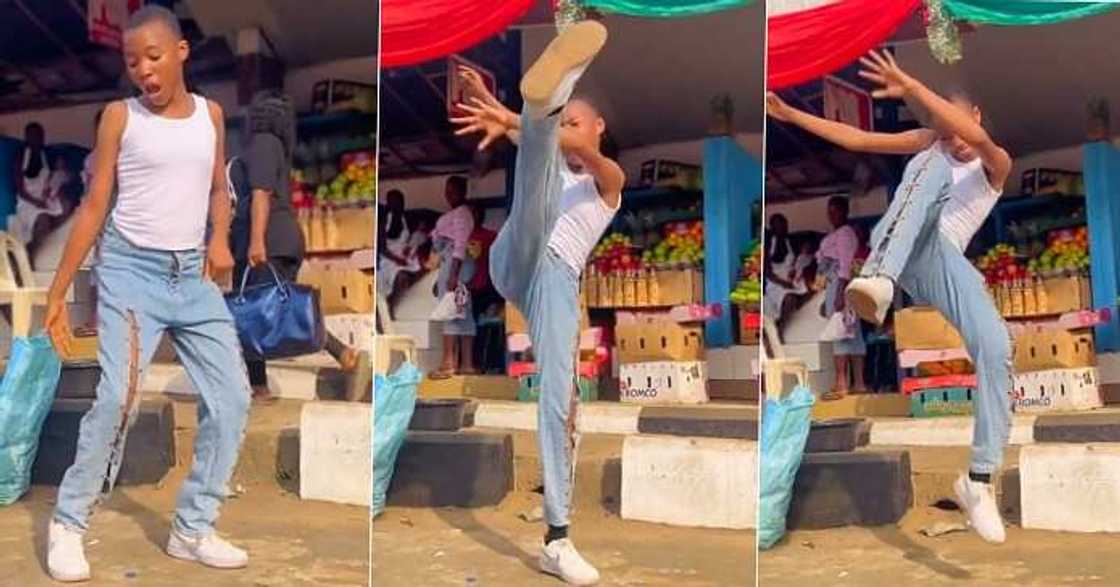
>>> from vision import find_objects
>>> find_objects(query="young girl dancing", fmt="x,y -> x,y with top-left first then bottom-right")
452,20 -> 621,585
768,50 -> 1013,544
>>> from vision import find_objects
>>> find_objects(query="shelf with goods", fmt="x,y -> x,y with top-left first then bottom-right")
896,215 -> 1101,417
284,108 -> 376,317
730,239 -> 761,346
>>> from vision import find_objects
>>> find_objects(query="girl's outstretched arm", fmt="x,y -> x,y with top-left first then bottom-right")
767,92 -> 935,155
859,50 -> 1012,189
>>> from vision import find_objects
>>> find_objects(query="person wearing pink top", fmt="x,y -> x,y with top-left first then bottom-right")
429,175 -> 478,379
816,196 -> 867,399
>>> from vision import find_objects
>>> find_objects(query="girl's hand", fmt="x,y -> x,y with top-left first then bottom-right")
205,239 -> 235,283
459,67 -> 500,109
45,297 -> 73,359
858,50 -> 916,99
766,92 -> 795,122
451,98 -> 515,151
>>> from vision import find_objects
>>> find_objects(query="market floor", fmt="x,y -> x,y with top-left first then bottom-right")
0,483 -> 369,586
372,495 -> 754,587
759,518 -> 1120,586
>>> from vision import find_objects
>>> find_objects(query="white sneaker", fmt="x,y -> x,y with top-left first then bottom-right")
845,276 -> 894,326
166,529 -> 249,569
540,538 -> 600,585
48,521 -> 91,583
953,473 -> 1006,544
520,21 -> 608,119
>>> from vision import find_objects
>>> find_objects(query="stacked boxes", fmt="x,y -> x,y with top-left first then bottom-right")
1012,326 -> 1100,412
616,317 -> 708,405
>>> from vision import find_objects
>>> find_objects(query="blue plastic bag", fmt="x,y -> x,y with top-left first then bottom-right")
372,361 -> 420,518
758,384 -> 815,550
0,335 -> 62,505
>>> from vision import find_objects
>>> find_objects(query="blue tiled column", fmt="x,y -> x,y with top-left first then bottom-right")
703,137 -> 762,347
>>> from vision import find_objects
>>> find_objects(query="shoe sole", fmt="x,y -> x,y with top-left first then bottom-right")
520,21 -> 608,111
845,287 -> 884,326
166,545 -> 248,569
48,569 -> 91,583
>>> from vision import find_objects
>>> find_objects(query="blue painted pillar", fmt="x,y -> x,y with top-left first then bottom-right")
703,137 -> 762,347
1083,142 -> 1120,351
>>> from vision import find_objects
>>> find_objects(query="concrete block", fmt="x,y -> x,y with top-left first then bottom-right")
1035,413 -> 1120,443
391,320 -> 442,350
787,450 -> 912,529
620,435 -> 756,530
637,406 -> 756,440
870,415 -> 1037,447
387,431 -> 513,508
300,402 -> 371,506
805,418 -> 868,453
33,398 -> 175,487
472,401 -> 640,436
56,362 -> 100,399
1020,443 -> 1120,532
705,348 -> 734,380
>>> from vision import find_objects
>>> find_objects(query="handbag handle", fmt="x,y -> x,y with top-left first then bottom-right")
236,262 -> 289,302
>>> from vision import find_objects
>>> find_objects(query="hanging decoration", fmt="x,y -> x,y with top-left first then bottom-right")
555,0 -> 590,29
941,1 -> 1119,26
581,0 -> 752,18
924,0 -> 962,65
767,0 -> 921,90
380,0 -> 535,68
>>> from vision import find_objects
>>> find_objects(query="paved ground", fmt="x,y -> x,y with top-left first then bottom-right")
372,493 -> 754,587
760,509 -> 1120,586
0,481 -> 368,587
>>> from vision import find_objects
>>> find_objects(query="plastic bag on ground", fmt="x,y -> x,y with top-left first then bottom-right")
372,361 -> 420,518
758,384 -> 815,550
0,336 -> 63,505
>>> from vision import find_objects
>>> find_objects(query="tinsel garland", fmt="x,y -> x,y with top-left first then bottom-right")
924,0 -> 963,65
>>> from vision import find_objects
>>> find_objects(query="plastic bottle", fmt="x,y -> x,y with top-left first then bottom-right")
647,268 -> 661,306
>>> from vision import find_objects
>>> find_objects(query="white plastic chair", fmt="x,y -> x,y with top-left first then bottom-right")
0,232 -> 48,338
761,314 -> 809,398
375,291 -> 416,375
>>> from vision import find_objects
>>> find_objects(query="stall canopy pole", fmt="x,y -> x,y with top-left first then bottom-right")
1082,142 -> 1120,352
703,136 -> 761,347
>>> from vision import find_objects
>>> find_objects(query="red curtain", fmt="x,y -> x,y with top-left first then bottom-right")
381,0 -> 535,69
767,0 -> 921,90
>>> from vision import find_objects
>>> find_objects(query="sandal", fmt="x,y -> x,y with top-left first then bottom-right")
428,368 -> 455,380
821,388 -> 849,401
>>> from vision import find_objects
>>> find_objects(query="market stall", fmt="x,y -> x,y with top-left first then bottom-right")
767,8 -> 1120,417
378,2 -> 764,405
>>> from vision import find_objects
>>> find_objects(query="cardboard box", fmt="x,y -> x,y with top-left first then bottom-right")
639,159 -> 701,190
910,387 -> 974,418
1013,367 -> 1101,413
655,269 -> 703,306
619,360 -> 708,405
1014,329 -> 1095,373
894,307 -> 965,350
616,320 -> 704,363
1043,277 -> 1085,314
300,266 -> 373,314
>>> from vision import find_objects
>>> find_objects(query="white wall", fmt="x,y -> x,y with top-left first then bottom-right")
0,56 -> 376,148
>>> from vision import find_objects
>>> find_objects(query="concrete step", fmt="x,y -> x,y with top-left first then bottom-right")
387,430 -> 514,508
471,400 -> 756,440
143,353 -> 350,401
787,450 -> 912,530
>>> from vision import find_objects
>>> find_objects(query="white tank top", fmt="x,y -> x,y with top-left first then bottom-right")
546,167 -> 619,273
936,142 -> 1002,252
114,94 -> 215,250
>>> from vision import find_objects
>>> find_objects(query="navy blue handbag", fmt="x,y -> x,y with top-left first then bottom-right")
225,264 -> 326,361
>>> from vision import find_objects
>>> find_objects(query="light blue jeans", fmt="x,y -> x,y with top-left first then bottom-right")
490,109 -> 582,528
54,223 -> 251,537
862,148 -> 1012,474
434,238 -> 476,337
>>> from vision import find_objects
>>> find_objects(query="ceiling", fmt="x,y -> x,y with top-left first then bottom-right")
379,0 -> 765,178
0,0 -> 377,114
184,0 -> 378,67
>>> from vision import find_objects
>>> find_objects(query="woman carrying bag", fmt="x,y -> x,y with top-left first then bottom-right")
231,91 -> 306,402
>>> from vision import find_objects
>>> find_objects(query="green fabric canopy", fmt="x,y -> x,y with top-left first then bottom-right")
582,0 -> 753,18
943,1 -> 1119,25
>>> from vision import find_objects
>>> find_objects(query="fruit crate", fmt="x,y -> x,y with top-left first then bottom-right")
517,374 -> 600,403
910,387 -> 974,418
